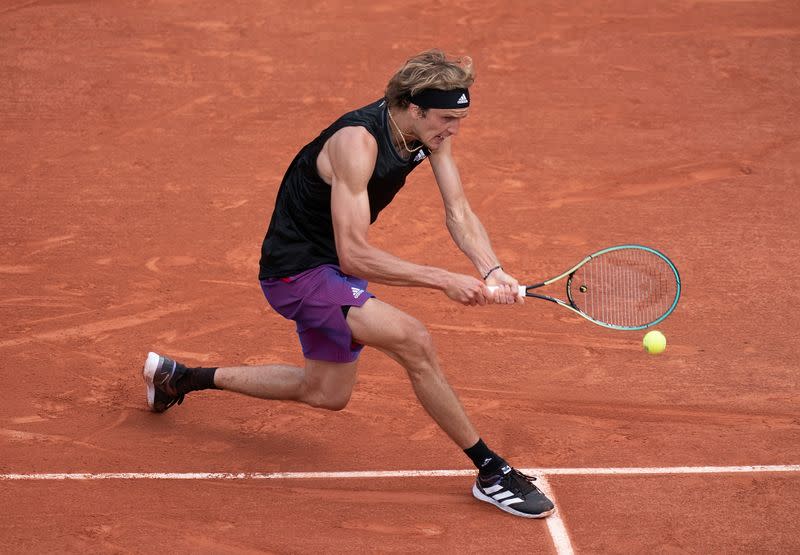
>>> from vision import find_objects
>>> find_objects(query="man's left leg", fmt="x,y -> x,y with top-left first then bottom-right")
345,297 -> 555,519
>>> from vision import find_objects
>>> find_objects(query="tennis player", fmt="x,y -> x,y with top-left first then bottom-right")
143,49 -> 554,519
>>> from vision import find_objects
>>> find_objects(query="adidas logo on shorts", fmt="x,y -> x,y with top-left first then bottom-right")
351,287 -> 364,299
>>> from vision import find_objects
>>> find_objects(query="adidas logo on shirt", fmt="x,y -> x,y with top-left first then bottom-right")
351,287 -> 364,299
457,93 -> 468,105
413,150 -> 427,163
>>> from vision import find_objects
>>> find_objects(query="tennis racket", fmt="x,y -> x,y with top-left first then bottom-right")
489,244 -> 681,330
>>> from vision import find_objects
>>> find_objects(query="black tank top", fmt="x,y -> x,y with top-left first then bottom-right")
259,99 -> 430,279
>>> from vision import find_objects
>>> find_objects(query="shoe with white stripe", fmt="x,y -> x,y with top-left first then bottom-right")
142,352 -> 187,413
472,466 -> 555,518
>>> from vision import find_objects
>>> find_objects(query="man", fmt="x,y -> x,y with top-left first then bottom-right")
143,49 -> 555,519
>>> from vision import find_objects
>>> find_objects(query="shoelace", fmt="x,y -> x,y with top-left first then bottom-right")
483,468 -> 539,496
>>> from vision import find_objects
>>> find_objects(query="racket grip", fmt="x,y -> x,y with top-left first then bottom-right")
487,285 -> 526,297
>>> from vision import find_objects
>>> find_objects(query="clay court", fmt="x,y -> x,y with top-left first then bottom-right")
2,0 -> 799,552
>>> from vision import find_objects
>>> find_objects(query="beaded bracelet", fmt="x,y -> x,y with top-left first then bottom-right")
482,265 -> 502,280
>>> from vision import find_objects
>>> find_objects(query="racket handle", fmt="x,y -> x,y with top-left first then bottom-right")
487,285 -> 527,297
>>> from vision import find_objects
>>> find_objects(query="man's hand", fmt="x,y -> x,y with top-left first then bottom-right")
485,268 -> 524,304
443,273 -> 493,306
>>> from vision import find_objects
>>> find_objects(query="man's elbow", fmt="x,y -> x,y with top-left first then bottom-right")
339,255 -> 358,275
337,246 -> 364,276
336,232 -> 375,275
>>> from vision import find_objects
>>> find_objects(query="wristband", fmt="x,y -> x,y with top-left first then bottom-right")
482,265 -> 502,280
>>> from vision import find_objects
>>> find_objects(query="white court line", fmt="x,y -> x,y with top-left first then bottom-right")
1,465 -> 798,480
537,475 -> 575,555
533,465 -> 800,475
3,465 -> 797,555
0,470 -> 476,480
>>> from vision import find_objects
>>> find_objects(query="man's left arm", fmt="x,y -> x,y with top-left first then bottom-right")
429,138 -> 523,304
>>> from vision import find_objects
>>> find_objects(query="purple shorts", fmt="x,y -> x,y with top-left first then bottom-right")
260,264 -> 374,363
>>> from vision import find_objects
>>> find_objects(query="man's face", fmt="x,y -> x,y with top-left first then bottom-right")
413,106 -> 469,150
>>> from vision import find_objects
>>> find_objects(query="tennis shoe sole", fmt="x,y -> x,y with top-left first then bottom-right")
142,351 -> 162,411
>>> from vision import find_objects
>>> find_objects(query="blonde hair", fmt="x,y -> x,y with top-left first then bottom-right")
385,49 -> 475,109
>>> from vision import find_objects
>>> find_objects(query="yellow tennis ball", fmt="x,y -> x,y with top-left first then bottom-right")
643,330 -> 667,354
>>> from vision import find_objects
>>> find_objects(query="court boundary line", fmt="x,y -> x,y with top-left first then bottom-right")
537,475 -> 575,555
4,465 -> 798,555
2,464 -> 798,480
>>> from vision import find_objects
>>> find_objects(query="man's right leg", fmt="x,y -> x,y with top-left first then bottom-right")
214,358 -> 358,411
143,353 -> 357,412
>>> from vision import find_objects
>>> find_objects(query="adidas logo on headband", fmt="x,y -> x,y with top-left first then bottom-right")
457,93 -> 468,105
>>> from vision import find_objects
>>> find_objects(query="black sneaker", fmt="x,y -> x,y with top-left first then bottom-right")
142,352 -> 186,413
472,466 -> 555,518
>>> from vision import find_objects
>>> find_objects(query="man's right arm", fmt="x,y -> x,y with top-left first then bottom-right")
322,127 -> 490,306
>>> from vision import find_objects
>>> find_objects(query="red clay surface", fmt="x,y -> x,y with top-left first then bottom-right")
2,0 -> 799,552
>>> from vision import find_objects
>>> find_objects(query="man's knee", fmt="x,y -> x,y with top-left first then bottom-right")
301,368 -> 354,411
310,390 -> 351,411
395,317 -> 437,369
303,384 -> 352,410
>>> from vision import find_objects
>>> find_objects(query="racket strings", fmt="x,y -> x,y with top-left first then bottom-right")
571,249 -> 678,328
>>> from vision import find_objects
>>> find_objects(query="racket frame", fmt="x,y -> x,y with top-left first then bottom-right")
520,244 -> 681,330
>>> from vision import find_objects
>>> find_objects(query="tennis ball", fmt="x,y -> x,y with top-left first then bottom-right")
642,330 -> 667,354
